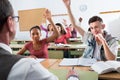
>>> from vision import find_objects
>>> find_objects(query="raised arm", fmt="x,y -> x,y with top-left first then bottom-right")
44,9 -> 59,42
63,0 -> 85,36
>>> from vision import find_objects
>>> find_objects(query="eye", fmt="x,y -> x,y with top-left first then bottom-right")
90,27 -> 93,30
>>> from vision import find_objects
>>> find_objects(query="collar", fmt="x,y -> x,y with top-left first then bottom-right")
0,43 -> 12,54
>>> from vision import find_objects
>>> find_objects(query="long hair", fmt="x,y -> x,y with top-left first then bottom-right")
55,23 -> 66,35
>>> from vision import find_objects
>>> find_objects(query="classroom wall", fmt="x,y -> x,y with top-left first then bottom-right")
10,0 -> 120,40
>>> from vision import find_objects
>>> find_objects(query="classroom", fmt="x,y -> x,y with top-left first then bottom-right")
1,0 -> 120,80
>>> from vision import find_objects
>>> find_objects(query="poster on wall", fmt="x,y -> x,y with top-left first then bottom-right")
18,8 -> 46,31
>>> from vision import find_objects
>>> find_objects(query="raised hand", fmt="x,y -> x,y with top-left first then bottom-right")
79,17 -> 83,23
62,19 -> 67,26
63,0 -> 71,7
44,9 -> 52,20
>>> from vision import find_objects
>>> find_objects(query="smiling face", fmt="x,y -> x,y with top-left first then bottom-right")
88,16 -> 105,36
89,21 -> 105,36
47,24 -> 53,31
30,28 -> 41,42
56,25 -> 62,33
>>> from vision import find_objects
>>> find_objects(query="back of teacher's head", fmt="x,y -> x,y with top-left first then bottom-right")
0,0 -> 13,32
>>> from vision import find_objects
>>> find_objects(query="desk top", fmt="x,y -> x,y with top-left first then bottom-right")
41,59 -> 120,80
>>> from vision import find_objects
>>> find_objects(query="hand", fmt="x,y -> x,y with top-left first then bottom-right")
63,0 -> 71,7
95,33 -> 106,44
62,19 -> 67,26
66,69 -> 79,80
79,17 -> 83,22
44,9 -> 51,20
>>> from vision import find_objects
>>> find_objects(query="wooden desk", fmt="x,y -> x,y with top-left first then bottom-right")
10,43 -> 120,51
41,59 -> 120,80
41,59 -> 59,68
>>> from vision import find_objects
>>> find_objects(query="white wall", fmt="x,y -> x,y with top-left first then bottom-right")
10,0 -> 120,40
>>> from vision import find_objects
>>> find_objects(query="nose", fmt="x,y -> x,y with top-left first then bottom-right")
34,34 -> 38,37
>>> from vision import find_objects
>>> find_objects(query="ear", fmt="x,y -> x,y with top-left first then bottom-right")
6,16 -> 14,32
101,24 -> 105,29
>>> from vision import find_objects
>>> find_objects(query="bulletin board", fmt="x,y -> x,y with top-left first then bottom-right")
18,8 -> 46,31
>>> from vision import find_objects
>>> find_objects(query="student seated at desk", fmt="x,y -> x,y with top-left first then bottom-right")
62,19 -> 78,38
17,10 -> 59,58
63,0 -> 118,61
54,23 -> 71,44
54,23 -> 71,58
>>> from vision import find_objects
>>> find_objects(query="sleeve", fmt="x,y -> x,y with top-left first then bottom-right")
26,60 -> 58,80
109,41 -> 119,57
24,42 -> 30,50
8,58 -> 58,80
40,25 -> 48,32
82,32 -> 93,44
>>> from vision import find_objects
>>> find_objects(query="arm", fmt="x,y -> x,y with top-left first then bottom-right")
96,34 -> 118,60
17,46 -> 27,55
40,25 -> 48,32
65,27 -> 72,38
66,68 -> 79,80
63,0 -> 85,36
44,9 -> 59,42
8,58 -> 58,80
62,19 -> 69,27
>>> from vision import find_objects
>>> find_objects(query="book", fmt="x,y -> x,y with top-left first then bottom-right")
91,61 -> 120,74
59,58 -> 97,66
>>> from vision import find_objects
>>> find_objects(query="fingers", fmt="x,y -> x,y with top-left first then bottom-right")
43,9 -> 51,20
95,34 -> 106,43
63,0 -> 71,7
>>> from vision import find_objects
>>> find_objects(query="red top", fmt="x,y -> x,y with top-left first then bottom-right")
25,39 -> 48,58
54,28 -> 71,44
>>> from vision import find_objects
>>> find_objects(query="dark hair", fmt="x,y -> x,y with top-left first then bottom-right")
0,0 -> 14,32
88,16 -> 103,24
47,24 -> 53,31
55,23 -> 66,34
88,28 -> 91,32
30,25 -> 41,33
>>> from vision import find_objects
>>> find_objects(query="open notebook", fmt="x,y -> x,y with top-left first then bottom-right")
91,61 -> 120,74
59,58 -> 97,66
